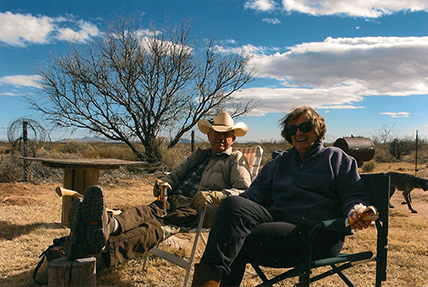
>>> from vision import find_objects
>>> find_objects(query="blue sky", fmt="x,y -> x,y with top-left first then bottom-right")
0,0 -> 427,143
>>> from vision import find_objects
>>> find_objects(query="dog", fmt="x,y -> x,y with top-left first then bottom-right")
387,172 -> 428,213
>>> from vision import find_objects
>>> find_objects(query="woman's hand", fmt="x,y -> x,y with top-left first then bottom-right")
351,219 -> 375,230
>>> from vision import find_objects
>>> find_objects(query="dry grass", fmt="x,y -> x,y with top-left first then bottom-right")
1,147 -> 428,286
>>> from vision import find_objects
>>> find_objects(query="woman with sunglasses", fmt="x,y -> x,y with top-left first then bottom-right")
191,106 -> 375,287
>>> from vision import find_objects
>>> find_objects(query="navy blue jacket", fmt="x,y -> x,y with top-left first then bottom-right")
240,139 -> 370,226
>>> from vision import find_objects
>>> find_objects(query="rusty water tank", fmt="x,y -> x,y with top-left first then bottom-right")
334,137 -> 375,167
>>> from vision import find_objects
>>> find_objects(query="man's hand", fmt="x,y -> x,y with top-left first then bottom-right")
153,179 -> 171,197
190,191 -> 228,212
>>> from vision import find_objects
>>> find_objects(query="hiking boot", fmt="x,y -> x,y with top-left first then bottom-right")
81,186 -> 114,254
64,198 -> 91,260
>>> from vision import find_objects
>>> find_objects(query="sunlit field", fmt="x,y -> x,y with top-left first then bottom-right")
1,140 -> 427,286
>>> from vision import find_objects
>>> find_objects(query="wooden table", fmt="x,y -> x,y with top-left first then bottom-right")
23,158 -> 146,226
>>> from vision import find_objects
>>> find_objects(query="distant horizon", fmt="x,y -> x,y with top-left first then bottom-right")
1,118 -> 425,144
1,131 -> 426,146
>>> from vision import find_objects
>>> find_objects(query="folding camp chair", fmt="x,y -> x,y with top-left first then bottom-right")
234,145 -> 264,180
250,173 -> 390,287
142,145 -> 264,287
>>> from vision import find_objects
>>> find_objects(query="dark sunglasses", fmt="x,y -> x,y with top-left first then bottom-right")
287,121 -> 313,136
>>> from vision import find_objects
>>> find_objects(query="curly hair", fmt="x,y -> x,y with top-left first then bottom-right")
279,106 -> 327,144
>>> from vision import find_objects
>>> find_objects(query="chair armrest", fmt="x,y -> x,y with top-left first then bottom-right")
321,218 -> 353,235
302,218 -> 353,282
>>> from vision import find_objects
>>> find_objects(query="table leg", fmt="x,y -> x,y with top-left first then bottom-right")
61,168 -> 100,227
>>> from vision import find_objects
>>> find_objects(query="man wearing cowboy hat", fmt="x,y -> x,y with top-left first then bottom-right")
64,111 -> 252,268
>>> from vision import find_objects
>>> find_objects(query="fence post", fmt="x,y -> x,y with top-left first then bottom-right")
191,130 -> 195,152
23,121 -> 28,181
415,130 -> 418,174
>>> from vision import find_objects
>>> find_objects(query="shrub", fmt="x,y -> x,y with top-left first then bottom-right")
0,154 -> 22,182
361,160 -> 376,173
374,143 -> 396,163
389,137 -> 412,160
58,141 -> 94,154
160,142 -> 193,169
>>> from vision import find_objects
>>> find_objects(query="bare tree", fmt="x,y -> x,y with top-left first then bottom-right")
29,18 -> 257,161
371,123 -> 398,145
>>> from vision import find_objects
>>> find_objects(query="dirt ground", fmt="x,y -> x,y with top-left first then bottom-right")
1,162 -> 427,286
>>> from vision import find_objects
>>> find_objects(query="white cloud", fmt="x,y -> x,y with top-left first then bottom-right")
262,17 -> 281,24
0,12 -> 99,46
0,12 -> 54,46
57,20 -> 100,42
234,36 -> 428,116
281,0 -> 428,17
245,0 -> 277,11
0,75 -> 42,88
56,20 -> 100,42
318,105 -> 365,110
235,84 -> 365,116
216,43 -> 278,56
217,39 -> 238,46
249,36 -> 428,94
381,112 -> 410,118
244,0 -> 428,18
0,92 -> 19,96
224,39 -> 237,44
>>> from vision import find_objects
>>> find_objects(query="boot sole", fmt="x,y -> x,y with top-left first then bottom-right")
82,186 -> 107,253
65,198 -> 84,259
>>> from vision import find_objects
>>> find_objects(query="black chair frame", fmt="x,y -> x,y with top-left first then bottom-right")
251,173 -> 390,287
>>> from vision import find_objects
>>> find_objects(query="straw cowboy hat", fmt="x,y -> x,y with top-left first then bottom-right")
198,111 -> 248,137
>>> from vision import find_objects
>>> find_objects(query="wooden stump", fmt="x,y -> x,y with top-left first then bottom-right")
48,257 -> 96,286
62,168 -> 99,226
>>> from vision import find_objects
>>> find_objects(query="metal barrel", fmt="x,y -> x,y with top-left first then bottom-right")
334,137 -> 375,166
